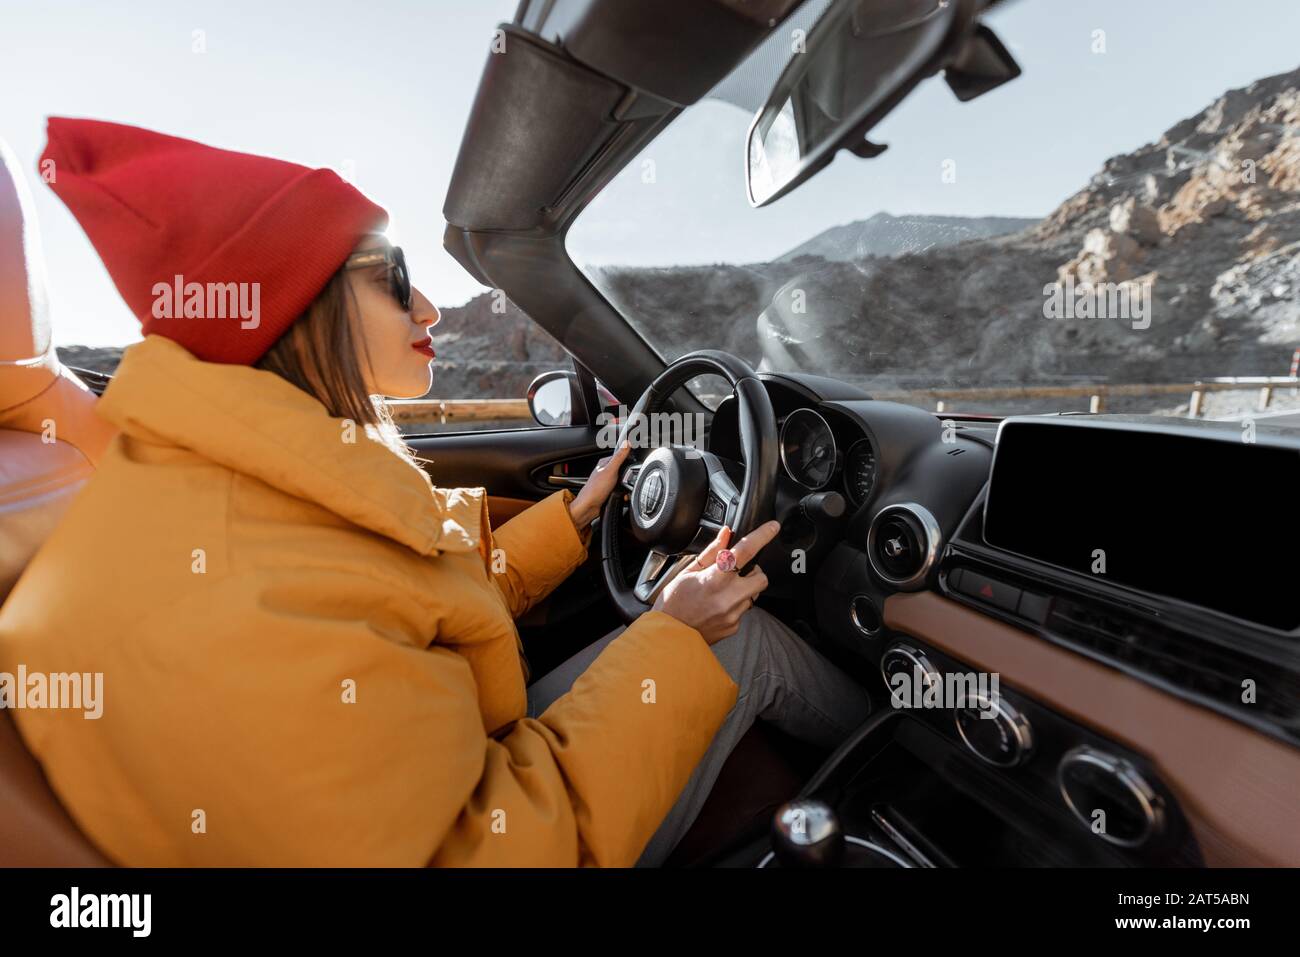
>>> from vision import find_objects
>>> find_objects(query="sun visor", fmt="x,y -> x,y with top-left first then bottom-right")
539,0 -> 802,107
442,27 -> 630,233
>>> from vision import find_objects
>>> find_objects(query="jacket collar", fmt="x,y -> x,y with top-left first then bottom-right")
97,335 -> 487,557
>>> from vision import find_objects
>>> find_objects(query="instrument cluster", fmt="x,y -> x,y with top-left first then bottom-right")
778,407 -> 878,509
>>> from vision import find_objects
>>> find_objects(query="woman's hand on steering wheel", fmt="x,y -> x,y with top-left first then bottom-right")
599,350 -> 778,622
652,520 -> 780,645
568,440 -> 632,529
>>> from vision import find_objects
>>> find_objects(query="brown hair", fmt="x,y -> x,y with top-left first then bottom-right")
256,266 -> 411,456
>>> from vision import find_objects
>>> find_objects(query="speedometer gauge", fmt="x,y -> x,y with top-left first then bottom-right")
844,439 -> 878,507
779,409 -> 837,489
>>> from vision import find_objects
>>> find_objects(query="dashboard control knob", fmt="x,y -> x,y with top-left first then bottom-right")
880,643 -> 941,707
800,490 -> 846,520
954,692 -> 1033,767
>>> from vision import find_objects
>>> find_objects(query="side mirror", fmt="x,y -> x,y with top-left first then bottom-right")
527,370 -> 580,427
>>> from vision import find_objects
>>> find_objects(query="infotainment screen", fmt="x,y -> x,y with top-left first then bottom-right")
983,420 -> 1300,631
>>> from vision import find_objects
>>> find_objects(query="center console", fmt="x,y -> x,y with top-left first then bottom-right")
719,634 -> 1201,867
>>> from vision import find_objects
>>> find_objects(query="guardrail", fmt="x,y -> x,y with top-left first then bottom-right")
875,376 -> 1300,415
387,398 -> 531,425
389,376 -> 1300,424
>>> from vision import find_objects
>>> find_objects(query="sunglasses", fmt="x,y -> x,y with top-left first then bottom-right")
344,244 -> 412,312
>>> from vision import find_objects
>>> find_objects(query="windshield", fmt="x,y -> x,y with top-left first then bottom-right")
567,0 -> 1300,423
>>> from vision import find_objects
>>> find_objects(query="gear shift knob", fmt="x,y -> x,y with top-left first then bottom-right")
771,799 -> 845,868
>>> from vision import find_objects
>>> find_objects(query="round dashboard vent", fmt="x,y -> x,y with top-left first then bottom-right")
867,503 -> 941,590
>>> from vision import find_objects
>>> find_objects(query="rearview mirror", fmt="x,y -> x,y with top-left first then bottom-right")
746,0 -> 1019,207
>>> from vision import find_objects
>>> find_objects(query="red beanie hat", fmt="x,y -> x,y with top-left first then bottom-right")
40,117 -> 388,364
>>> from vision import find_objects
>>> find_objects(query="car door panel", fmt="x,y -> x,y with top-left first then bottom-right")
409,425 -> 605,499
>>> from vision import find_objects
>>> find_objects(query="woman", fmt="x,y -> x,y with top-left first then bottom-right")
0,118 -> 871,866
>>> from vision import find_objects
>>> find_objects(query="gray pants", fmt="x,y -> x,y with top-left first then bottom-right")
526,606 -> 873,867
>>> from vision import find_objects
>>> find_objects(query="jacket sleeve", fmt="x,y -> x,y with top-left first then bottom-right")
433,609 -> 738,866
177,571 -> 738,867
488,488 -> 593,618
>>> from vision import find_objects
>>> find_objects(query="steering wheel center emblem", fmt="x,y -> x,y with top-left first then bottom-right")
639,470 -> 666,522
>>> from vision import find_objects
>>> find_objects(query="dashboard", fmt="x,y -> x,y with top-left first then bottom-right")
707,370 -> 1300,868
708,371 -> 993,597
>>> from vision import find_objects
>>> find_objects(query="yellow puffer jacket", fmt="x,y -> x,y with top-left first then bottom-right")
0,335 -> 738,866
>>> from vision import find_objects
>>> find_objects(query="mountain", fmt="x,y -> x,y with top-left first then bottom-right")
777,212 -> 1039,263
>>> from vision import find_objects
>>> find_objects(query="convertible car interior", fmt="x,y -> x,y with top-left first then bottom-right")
432,0 -> 1300,867
1,0 -> 1297,870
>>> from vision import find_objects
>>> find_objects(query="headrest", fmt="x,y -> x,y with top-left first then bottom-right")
0,136 -> 114,466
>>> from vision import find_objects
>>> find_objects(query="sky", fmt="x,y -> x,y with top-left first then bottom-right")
0,0 -> 519,346
2,0 -> 1299,347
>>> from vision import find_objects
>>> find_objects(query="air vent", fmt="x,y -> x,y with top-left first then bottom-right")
1046,594 -> 1300,730
867,503 -> 941,590
942,556 -> 1300,743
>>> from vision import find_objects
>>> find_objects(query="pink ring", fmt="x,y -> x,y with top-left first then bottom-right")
715,548 -> 737,573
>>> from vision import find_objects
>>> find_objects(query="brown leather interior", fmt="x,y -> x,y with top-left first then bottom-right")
0,139 -> 115,468
884,591 -> 1300,866
0,711 -> 110,866
0,431 -> 93,596
0,137 -> 115,601
0,135 -> 116,867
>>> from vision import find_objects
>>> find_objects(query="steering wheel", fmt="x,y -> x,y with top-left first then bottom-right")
600,351 -> 778,622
